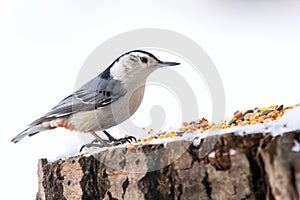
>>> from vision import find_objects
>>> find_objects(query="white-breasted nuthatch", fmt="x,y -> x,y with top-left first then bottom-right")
11,50 -> 180,149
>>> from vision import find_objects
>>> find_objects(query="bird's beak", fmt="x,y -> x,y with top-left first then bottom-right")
156,61 -> 180,68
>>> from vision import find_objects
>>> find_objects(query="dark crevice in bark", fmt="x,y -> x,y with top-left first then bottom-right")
107,191 -> 118,200
41,159 -> 66,200
248,153 -> 266,200
138,172 -> 159,200
201,172 -> 212,200
79,156 -> 100,200
290,165 -> 299,199
122,177 -> 129,199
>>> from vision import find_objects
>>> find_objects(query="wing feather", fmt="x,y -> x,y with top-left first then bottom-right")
28,76 -> 126,126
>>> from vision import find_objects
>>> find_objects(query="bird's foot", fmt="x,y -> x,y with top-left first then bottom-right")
80,136 -> 112,153
80,131 -> 137,152
79,142 -> 109,153
109,135 -> 137,145
102,130 -> 136,145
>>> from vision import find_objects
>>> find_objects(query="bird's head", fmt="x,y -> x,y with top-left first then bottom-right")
108,50 -> 180,82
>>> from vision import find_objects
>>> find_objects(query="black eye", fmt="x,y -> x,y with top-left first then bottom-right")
140,57 -> 148,63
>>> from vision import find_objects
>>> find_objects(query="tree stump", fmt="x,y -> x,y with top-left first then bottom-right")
36,131 -> 300,200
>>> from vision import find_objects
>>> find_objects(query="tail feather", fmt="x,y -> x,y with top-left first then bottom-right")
11,124 -> 50,143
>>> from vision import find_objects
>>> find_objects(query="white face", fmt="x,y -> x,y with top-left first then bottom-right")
122,52 -> 161,72
110,51 -> 179,82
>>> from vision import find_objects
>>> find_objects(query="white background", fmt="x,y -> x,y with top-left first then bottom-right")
1,1 -> 300,199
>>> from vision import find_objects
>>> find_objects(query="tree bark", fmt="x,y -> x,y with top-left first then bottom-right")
36,131 -> 300,200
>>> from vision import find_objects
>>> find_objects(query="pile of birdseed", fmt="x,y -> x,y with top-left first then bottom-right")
127,104 -> 299,147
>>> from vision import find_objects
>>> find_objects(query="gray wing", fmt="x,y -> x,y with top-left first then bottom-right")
28,76 -> 126,126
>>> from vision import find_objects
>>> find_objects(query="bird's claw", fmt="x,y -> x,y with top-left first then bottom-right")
111,135 -> 137,145
80,136 -> 137,152
79,142 -> 112,153
79,143 -> 101,153
80,137 -> 112,152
